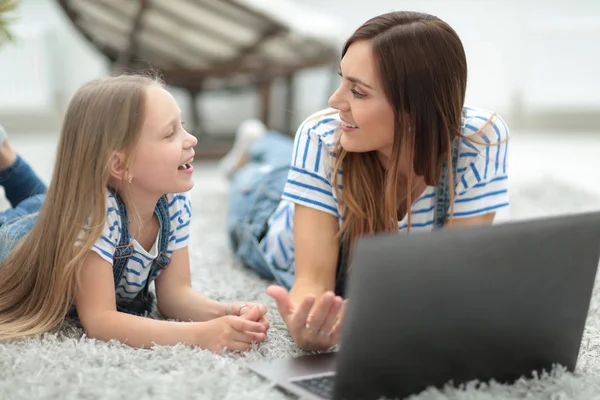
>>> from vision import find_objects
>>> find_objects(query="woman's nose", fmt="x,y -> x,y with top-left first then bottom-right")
328,85 -> 348,112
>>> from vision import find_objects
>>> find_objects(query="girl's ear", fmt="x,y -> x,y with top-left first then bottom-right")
108,151 -> 130,182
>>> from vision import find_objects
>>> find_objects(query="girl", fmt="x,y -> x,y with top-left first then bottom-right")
224,11 -> 510,351
0,75 -> 269,352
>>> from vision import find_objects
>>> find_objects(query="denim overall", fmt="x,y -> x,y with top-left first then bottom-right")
108,188 -> 171,316
228,134 -> 460,298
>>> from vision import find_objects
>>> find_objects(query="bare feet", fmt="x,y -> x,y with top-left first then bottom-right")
0,140 -> 17,171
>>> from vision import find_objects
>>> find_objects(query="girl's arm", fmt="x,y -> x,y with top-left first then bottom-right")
75,251 -> 266,350
154,246 -> 227,321
154,246 -> 268,326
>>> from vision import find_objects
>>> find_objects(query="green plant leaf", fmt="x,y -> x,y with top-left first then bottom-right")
0,0 -> 18,46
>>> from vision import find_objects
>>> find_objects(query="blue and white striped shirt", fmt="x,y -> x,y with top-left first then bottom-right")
262,106 -> 510,272
91,190 -> 192,301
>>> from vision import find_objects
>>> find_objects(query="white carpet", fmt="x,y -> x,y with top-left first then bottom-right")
2,158 -> 600,399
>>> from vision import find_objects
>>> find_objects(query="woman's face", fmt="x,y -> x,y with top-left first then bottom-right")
328,40 -> 396,160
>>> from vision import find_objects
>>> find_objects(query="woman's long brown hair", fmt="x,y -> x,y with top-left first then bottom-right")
333,11 -> 469,252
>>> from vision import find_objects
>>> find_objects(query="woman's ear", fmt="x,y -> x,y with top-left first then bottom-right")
108,152 -> 130,183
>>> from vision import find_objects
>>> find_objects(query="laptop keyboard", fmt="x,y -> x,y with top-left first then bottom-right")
291,375 -> 335,399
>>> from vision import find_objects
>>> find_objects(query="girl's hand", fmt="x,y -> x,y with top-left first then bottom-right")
266,285 -> 346,351
194,315 -> 267,353
228,302 -> 270,332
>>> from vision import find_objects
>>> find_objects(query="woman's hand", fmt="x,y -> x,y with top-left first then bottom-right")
267,285 -> 345,351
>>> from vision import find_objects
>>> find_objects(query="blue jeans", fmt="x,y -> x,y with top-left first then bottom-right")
0,156 -> 47,262
227,132 -> 294,285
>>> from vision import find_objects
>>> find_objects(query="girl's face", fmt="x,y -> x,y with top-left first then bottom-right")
129,85 -> 197,196
328,40 -> 396,161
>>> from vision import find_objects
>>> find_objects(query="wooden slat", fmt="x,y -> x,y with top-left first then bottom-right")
117,0 -> 149,67
56,0 -> 339,90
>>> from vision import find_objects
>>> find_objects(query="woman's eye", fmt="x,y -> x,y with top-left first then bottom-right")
351,89 -> 366,99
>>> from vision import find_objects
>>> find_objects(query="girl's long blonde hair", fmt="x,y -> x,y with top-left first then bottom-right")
0,74 -> 161,340
333,12 -> 477,252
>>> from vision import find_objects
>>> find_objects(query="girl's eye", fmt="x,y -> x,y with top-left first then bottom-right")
351,89 -> 366,99
165,131 -> 176,138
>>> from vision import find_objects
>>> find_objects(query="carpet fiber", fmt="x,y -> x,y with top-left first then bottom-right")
2,167 -> 600,400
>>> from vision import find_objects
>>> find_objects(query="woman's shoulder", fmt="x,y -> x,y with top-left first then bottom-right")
296,107 -> 341,149
461,105 -> 510,146
456,106 -> 510,186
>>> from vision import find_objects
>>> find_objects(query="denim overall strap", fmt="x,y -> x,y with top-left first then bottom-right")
107,188 -> 171,316
334,235 -> 349,297
109,188 -> 134,285
147,194 -> 171,285
433,138 -> 460,229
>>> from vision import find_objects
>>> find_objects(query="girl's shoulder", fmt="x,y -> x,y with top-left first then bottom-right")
164,192 -> 191,208
296,107 -> 341,150
164,192 -> 193,223
104,189 -> 122,225
103,190 -> 191,220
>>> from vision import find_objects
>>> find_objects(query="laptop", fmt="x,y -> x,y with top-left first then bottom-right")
249,211 -> 600,399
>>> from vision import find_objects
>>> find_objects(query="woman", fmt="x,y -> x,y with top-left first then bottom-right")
224,11 -> 510,351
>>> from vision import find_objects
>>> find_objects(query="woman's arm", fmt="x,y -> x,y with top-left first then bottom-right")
447,212 -> 496,227
75,251 -> 266,350
289,204 -> 340,302
267,204 -> 345,351
265,112 -> 348,350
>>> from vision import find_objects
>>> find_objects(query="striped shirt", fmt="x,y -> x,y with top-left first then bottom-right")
262,106 -> 510,272
91,190 -> 192,301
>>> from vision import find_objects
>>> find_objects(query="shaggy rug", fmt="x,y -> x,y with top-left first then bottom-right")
1,163 -> 600,400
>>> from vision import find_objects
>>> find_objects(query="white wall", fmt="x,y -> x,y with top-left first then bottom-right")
6,0 -> 108,102
0,0 -> 598,134
0,0 -> 108,132
299,0 -> 600,114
